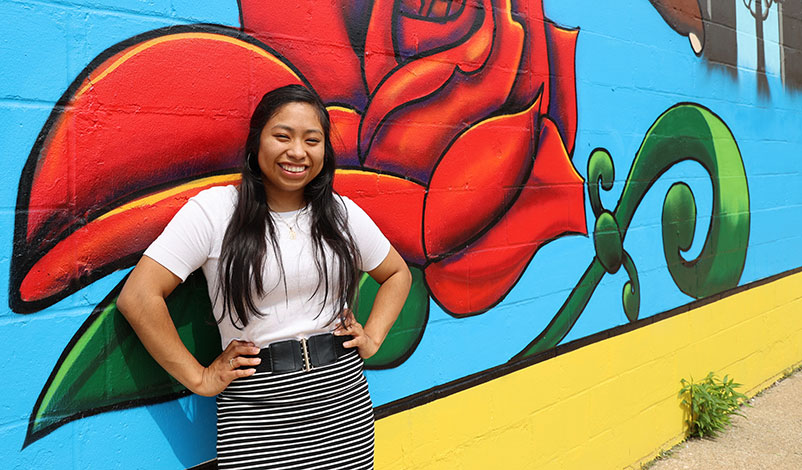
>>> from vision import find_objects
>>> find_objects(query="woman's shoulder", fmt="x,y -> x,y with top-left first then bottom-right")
334,194 -> 378,227
335,194 -> 362,214
185,185 -> 238,225
190,185 -> 238,209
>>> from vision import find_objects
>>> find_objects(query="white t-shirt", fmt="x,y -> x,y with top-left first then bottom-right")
143,185 -> 391,349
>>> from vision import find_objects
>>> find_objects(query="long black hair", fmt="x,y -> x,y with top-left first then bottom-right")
218,84 -> 360,328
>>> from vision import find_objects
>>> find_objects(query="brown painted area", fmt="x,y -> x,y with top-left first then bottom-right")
649,0 -> 704,39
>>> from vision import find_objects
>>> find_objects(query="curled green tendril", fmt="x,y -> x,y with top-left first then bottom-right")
621,251 -> 640,322
514,104 -> 749,360
588,148 -> 615,218
617,105 -> 750,299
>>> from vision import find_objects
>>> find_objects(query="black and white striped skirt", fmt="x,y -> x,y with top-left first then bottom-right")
216,350 -> 374,469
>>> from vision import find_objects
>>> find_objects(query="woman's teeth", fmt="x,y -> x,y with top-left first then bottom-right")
279,163 -> 305,173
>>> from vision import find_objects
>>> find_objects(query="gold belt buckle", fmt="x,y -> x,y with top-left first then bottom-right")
300,338 -> 313,372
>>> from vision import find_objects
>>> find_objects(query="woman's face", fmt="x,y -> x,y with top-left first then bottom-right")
257,101 -> 326,209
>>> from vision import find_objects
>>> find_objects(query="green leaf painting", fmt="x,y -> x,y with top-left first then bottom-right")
25,272 -> 221,447
26,265 -> 430,446
356,266 -> 429,368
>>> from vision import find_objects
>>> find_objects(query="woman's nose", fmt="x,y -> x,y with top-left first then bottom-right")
286,139 -> 306,159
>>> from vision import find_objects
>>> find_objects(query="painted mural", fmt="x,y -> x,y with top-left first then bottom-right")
12,0 -> 588,446
2,0 -> 800,468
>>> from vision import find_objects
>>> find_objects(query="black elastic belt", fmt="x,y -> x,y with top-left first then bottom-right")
245,333 -> 353,374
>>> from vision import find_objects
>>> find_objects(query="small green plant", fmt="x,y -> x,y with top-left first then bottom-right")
782,362 -> 802,379
640,448 -> 676,469
679,372 -> 748,438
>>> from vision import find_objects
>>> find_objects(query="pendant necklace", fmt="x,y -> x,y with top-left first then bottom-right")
274,208 -> 303,240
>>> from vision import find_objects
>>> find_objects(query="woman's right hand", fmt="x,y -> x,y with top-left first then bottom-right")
194,340 -> 262,397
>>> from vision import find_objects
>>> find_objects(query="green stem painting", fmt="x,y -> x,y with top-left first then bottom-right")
514,103 -> 750,359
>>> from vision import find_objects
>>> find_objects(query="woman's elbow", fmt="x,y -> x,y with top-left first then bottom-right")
117,257 -> 178,318
117,275 -> 152,320
399,263 -> 412,292
116,283 -> 137,317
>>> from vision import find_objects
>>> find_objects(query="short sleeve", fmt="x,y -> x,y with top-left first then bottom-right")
342,197 -> 391,272
143,197 -> 216,281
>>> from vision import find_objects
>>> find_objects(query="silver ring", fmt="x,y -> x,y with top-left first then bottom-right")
229,358 -> 235,369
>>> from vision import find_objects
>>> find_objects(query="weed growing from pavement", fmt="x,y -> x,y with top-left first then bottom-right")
643,366 -> 801,468
750,362 -> 802,399
679,372 -> 748,438
782,363 -> 802,379
640,448 -> 676,469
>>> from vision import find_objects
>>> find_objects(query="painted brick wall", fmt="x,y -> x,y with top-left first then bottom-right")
2,1 -> 801,468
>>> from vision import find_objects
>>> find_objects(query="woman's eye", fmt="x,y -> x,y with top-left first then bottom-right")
275,134 -> 289,140
306,139 -> 320,145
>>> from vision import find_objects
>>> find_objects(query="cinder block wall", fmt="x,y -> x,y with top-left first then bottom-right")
2,1 -> 801,468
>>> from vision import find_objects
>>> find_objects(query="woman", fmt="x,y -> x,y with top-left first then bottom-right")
118,84 -> 411,469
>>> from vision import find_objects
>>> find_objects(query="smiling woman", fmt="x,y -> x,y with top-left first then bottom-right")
256,102 -> 326,211
116,85 -> 412,469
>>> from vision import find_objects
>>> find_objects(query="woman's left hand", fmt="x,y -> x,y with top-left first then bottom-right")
335,310 -> 381,359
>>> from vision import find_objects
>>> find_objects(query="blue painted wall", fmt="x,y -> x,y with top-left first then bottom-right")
2,0 -> 801,468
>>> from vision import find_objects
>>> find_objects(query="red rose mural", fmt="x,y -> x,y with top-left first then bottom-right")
12,0 -> 585,317
12,0 -> 586,444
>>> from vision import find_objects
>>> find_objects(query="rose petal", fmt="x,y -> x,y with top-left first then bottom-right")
423,96 -> 541,258
15,175 -> 241,310
240,0 -> 369,108
21,30 -> 301,244
544,22 -> 579,154
361,0 -> 525,183
503,0 -> 550,113
363,0 -> 403,94
13,29 -> 302,312
394,0 -> 479,61
329,106 -> 361,167
424,117 -> 586,315
363,0 -> 480,89
333,169 -> 426,265
362,0 -> 487,132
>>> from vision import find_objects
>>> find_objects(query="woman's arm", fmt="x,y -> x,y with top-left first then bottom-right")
336,246 -> 412,358
117,256 -> 261,396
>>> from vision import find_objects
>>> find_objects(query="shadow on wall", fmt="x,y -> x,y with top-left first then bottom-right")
144,396 -> 217,468
123,302 -> 217,467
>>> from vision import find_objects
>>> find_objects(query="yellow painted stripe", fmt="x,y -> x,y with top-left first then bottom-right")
335,168 -> 383,177
94,173 -> 240,223
75,32 -> 297,99
375,271 -> 802,469
327,105 -> 359,114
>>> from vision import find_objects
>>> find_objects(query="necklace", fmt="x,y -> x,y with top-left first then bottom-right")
273,208 -> 303,240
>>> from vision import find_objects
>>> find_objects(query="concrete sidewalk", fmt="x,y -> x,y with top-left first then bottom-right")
645,372 -> 802,469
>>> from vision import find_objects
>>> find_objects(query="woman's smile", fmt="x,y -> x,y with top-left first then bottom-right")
278,163 -> 308,174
